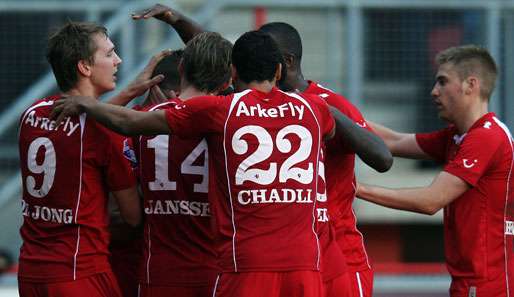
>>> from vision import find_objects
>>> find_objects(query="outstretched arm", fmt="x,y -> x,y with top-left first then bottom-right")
132,3 -> 205,44
368,120 -> 429,159
357,171 -> 469,215
330,106 -> 393,172
51,97 -> 170,136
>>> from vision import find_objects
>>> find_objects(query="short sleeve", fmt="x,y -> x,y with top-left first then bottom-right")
105,131 -> 138,191
326,93 -> 372,132
415,127 -> 454,163
443,129 -> 502,186
164,95 -> 223,138
316,97 -> 335,139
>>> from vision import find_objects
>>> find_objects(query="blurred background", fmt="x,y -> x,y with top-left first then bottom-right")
1,0 -> 514,296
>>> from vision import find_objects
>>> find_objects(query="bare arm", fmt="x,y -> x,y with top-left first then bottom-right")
330,106 -> 393,172
111,186 -> 142,227
132,4 -> 205,44
357,171 -> 470,215
368,120 -> 429,159
51,97 -> 170,136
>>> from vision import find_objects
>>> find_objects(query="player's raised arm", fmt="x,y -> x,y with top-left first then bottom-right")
330,106 -> 393,172
132,3 -> 205,44
51,96 -> 170,136
368,120 -> 429,159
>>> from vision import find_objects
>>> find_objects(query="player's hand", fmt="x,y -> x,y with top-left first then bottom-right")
110,49 -> 172,106
50,95 -> 95,127
131,4 -> 181,24
142,85 -> 178,108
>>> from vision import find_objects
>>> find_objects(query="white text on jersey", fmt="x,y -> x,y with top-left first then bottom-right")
144,199 -> 210,217
21,200 -> 74,224
237,188 -> 313,205
24,111 -> 80,136
235,102 -> 304,120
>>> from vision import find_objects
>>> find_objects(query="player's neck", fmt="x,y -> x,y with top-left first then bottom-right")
454,99 -> 489,134
179,87 -> 210,101
64,82 -> 100,99
287,72 -> 309,93
245,81 -> 274,93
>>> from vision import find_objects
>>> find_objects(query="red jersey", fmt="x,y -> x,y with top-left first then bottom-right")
303,81 -> 372,271
416,112 -> 514,294
137,100 -> 217,286
316,146 -> 347,281
18,95 -> 137,282
164,87 -> 335,272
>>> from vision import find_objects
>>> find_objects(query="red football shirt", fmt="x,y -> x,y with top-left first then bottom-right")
18,95 -> 137,282
165,87 -> 334,272
137,100 -> 218,286
416,112 -> 514,293
303,81 -> 372,272
316,146 -> 348,281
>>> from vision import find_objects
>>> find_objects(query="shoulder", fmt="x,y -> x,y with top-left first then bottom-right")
464,118 -> 510,148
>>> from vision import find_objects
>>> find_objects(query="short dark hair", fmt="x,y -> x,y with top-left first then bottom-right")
232,30 -> 283,84
436,45 -> 498,100
181,32 -> 232,93
259,22 -> 302,62
46,21 -> 108,92
152,49 -> 183,93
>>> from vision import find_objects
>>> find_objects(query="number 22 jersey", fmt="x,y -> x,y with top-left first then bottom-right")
164,87 -> 335,272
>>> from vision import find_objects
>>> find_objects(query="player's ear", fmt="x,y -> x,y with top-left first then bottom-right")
464,76 -> 479,96
77,60 -> 92,77
274,63 -> 282,82
283,53 -> 294,68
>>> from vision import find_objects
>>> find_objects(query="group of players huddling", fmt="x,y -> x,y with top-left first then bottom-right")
17,3 -> 513,297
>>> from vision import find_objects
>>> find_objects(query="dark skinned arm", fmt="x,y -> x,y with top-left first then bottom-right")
132,4 -> 205,44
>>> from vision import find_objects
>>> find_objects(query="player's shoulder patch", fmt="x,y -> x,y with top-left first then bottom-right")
123,138 -> 138,168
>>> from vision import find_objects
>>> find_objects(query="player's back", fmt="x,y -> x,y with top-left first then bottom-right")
213,87 -> 334,272
137,100 -> 218,286
18,95 -> 135,282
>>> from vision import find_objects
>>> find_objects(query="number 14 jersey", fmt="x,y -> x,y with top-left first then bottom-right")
164,87 -> 335,273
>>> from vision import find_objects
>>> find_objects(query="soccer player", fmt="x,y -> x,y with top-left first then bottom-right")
108,49 -> 183,297
51,29 -> 386,297
358,45 -> 513,297
259,22 -> 392,297
17,22 -> 141,297
135,35 -> 230,297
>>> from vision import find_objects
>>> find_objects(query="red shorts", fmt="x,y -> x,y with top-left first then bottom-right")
324,272 -> 351,297
18,272 -> 122,297
213,271 -> 323,297
348,268 -> 373,297
450,276 -> 512,297
139,283 -> 215,297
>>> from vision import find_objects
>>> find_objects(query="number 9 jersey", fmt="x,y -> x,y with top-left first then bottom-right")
164,87 -> 335,273
17,95 -> 137,283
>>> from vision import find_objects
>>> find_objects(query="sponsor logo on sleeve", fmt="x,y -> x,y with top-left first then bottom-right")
356,121 -> 367,128
483,121 -> 492,129
123,139 -> 138,168
462,159 -> 478,169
